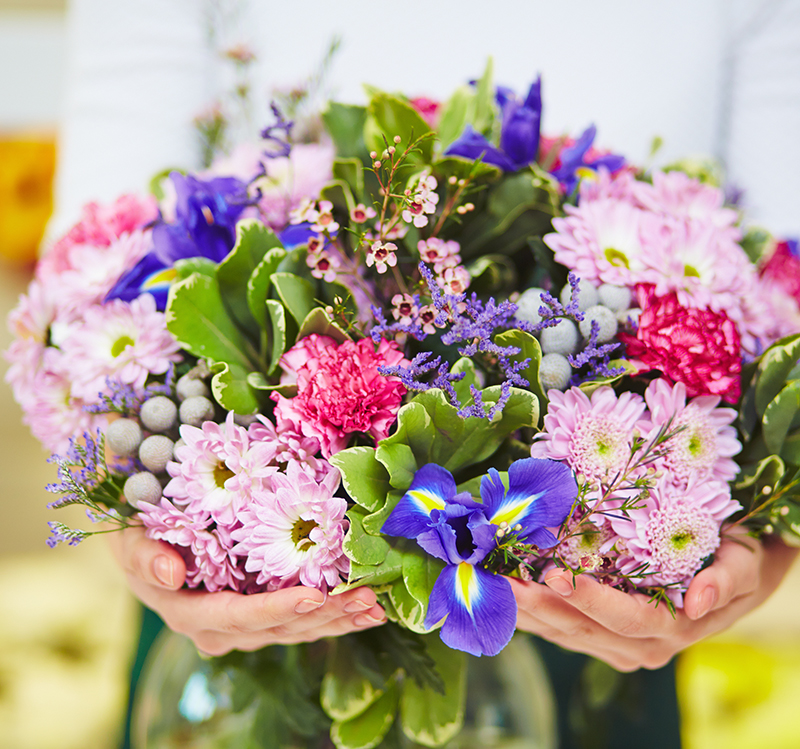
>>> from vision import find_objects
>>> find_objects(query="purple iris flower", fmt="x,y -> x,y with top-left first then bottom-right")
106,172 -> 248,309
551,124 -> 626,195
445,77 -> 542,172
382,457 -> 576,656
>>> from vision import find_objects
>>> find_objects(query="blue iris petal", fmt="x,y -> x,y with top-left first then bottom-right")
551,124 -> 626,194
482,458 -> 576,546
104,253 -> 174,309
426,562 -> 517,657
381,464 -> 458,539
445,126 -> 517,171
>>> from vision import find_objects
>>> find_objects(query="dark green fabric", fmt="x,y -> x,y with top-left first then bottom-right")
536,638 -> 681,749
121,605 -> 164,749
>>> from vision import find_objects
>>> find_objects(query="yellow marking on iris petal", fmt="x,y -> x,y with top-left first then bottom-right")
408,489 -> 446,513
142,268 -> 178,289
455,562 -> 479,614
490,494 -> 541,527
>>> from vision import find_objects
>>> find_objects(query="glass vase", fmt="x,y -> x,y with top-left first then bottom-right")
132,629 -> 557,749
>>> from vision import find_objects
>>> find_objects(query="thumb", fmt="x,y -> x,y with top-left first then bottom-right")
110,525 -> 187,590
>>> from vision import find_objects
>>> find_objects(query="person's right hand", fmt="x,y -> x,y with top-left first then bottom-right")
109,526 -> 386,656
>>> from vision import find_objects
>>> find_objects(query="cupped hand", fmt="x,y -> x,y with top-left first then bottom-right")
511,530 -> 798,672
109,526 -> 386,656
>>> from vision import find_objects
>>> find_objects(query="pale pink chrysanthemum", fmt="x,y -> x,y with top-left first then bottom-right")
231,460 -> 349,592
39,193 -> 157,278
531,386 -> 649,485
164,412 -> 280,526
272,334 -> 407,457
59,294 -> 181,402
611,477 -> 741,600
140,499 -> 247,592
738,272 -> 800,355
644,378 -> 741,487
631,170 -> 740,237
53,230 -> 152,316
544,198 -> 665,288
576,166 -> 639,204
248,415 -> 334,483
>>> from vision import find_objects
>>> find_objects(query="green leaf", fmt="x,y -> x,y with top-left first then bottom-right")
388,579 -> 428,634
436,86 -> 471,151
333,157 -> 366,199
755,334 -> 800,416
322,638 -> 386,722
298,307 -> 351,345
218,219 -> 283,338
362,492 -> 405,536
266,299 -> 287,375
337,549 -> 404,591
579,359 -> 638,395
323,103 -> 368,160
331,678 -> 398,749
402,552 -> 444,609
174,256 -> 217,280
246,370 -> 296,397
740,226 -> 773,264
247,246 -> 287,330
330,447 -> 392,512
732,455 -> 786,509
400,635 -> 466,748
763,380 -> 800,454
470,57 -> 495,135
208,360 -> 260,414
494,330 -> 545,422
166,273 -> 254,369
433,156 -> 501,185
344,509 -> 391,566
781,432 -> 800,467
272,272 -> 317,329
449,358 -> 480,408
366,93 -> 434,164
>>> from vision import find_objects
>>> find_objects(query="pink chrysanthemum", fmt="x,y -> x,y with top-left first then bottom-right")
531,386 -> 649,485
619,285 -> 742,404
544,198 -> 665,288
39,194 -> 157,278
611,477 -> 741,597
165,412 -> 280,526
59,294 -> 182,401
644,379 -> 741,487
140,499 -> 247,592
248,415 -> 333,483
231,461 -> 349,591
272,334 -> 407,457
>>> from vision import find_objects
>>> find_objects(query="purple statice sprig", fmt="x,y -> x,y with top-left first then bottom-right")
374,263 -> 537,419
568,319 -> 625,383
530,272 -> 585,333
260,102 -> 294,159
45,430 -> 138,548
84,367 -> 176,416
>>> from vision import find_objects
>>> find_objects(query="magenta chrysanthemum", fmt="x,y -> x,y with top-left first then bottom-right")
231,461 -> 349,592
59,293 -> 181,401
248,415 -> 333,483
531,386 -> 649,484
165,412 -> 280,526
611,477 -> 741,597
140,499 -> 246,592
272,334 -> 407,457
644,378 -> 741,487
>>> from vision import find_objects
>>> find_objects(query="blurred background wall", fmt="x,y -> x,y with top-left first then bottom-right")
0,1 -> 798,748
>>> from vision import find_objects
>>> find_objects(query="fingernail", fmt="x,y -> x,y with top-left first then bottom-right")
545,573 -> 574,597
354,613 -> 385,627
295,598 -> 324,614
153,556 -> 174,587
344,599 -> 372,613
696,587 -> 717,618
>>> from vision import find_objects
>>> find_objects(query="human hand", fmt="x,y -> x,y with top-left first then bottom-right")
108,526 -> 386,656
511,530 -> 798,672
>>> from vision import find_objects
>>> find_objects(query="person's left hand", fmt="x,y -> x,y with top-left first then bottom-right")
511,530 -> 797,672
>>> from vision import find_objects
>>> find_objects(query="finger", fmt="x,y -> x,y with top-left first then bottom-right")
684,532 -> 762,620
112,525 -> 186,590
540,570 -> 681,638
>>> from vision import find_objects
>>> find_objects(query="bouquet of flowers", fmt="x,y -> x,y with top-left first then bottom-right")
8,61 -> 800,748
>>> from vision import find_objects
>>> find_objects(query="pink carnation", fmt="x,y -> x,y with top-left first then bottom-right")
231,461 -> 349,592
272,334 -> 407,457
761,240 -> 800,305
59,293 -> 182,401
643,379 -> 741,487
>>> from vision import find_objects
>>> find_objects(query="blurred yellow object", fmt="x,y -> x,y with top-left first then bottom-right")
678,639 -> 800,749
0,137 -> 56,267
